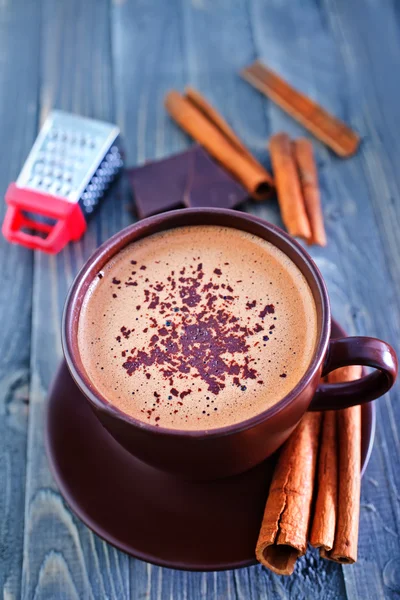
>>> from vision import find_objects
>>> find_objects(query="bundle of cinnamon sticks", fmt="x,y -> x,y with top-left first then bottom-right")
269,134 -> 327,246
256,366 -> 362,575
165,87 -> 327,246
164,64 -> 360,247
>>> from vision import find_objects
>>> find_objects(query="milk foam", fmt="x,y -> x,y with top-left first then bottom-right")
77,225 -> 318,430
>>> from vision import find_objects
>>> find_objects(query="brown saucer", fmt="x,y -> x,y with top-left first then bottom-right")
46,320 -> 375,571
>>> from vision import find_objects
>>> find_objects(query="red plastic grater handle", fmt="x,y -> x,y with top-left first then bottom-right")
2,183 -> 86,254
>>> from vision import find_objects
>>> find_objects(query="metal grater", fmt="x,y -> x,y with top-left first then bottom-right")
3,110 -> 123,253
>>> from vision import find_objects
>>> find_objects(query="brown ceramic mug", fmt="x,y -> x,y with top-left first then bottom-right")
62,208 -> 397,479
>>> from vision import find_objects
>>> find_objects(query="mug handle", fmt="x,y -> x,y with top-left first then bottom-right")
309,337 -> 398,411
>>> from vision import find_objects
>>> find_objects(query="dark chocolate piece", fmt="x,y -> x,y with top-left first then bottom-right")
127,150 -> 189,218
184,145 -> 249,209
127,146 -> 248,219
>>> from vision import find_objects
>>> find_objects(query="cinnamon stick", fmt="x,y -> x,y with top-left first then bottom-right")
310,410 -> 337,554
255,412 -> 321,575
165,90 -> 273,199
241,61 -> 360,157
269,133 -> 312,241
326,365 -> 362,564
185,87 -> 261,172
293,138 -> 327,246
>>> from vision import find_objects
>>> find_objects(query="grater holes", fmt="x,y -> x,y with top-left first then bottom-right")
43,165 -> 53,177
61,184 -> 71,196
50,181 -> 62,194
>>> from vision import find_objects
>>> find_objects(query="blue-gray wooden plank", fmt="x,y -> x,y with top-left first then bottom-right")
321,1 -> 400,597
0,1 -> 40,598
112,0 -> 190,166
249,1 -> 400,598
21,1 -> 132,599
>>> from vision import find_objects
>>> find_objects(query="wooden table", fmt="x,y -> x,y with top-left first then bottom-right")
1,1 -> 399,598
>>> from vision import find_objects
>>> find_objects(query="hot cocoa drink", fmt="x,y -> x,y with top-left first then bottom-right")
77,225 -> 318,430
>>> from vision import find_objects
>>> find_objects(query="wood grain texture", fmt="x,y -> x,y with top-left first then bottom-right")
0,1 -> 40,598
112,0 -> 189,168
21,1 -> 132,599
250,1 -> 400,598
0,0 -> 395,598
320,0 -> 400,596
